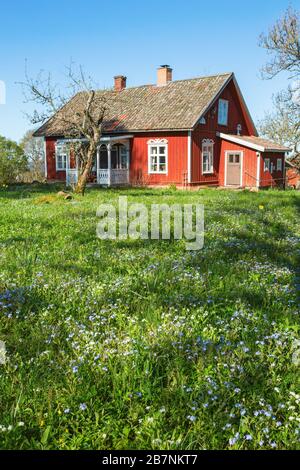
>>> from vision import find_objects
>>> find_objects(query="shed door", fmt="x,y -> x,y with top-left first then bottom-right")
226,152 -> 242,186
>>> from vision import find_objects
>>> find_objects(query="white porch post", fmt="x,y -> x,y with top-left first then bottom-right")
107,143 -> 112,187
125,141 -> 130,183
96,146 -> 100,183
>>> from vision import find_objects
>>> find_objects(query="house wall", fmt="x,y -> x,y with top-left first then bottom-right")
191,79 -> 254,184
260,152 -> 285,188
130,132 -> 188,186
219,140 -> 258,187
46,137 -> 66,181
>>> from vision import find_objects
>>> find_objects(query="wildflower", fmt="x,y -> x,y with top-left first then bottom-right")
223,423 -> 232,430
72,366 -> 78,373
229,432 -> 240,446
79,403 -> 87,411
159,407 -> 166,413
234,388 -> 241,393
270,442 -> 277,448
187,415 -> 197,422
245,434 -> 252,441
17,421 -> 25,427
64,409 -> 70,414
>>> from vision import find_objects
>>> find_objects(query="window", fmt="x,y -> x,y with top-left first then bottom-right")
148,139 -> 168,174
55,142 -> 68,171
264,158 -> 270,172
228,153 -> 240,164
277,158 -> 282,171
218,99 -> 229,126
202,139 -> 214,174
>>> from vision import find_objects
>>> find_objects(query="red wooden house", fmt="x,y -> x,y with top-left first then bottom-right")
35,66 -> 290,189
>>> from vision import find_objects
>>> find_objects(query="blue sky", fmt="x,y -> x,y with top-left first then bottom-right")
0,0 -> 296,142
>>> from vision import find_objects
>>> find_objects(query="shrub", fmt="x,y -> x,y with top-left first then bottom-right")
0,135 -> 28,184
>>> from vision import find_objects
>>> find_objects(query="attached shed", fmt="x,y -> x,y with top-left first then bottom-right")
218,134 -> 288,189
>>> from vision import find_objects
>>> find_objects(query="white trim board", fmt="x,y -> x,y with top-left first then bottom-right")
187,131 -> 192,183
218,132 -> 289,153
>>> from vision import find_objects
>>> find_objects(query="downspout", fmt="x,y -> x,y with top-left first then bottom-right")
44,137 -> 47,179
187,130 -> 192,184
256,152 -> 260,188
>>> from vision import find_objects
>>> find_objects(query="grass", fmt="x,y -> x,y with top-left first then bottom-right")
0,183 -> 299,450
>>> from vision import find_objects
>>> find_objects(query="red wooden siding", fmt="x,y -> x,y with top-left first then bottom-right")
46,137 -> 66,181
219,140 -> 258,187
130,132 -> 188,185
191,79 -> 254,184
260,153 -> 285,188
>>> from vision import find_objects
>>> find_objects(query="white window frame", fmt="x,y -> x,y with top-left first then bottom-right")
277,158 -> 282,171
147,139 -> 168,174
218,99 -> 229,126
264,158 -> 270,172
202,139 -> 214,175
55,142 -> 68,171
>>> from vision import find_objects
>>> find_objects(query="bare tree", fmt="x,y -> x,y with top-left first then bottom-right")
258,90 -> 300,154
21,64 -> 113,195
259,6 -> 300,79
258,7 -> 300,159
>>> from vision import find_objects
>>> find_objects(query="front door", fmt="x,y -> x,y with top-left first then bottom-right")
226,152 -> 242,186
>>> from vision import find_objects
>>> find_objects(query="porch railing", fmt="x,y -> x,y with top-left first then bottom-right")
66,168 -> 129,186
97,169 -> 129,185
66,169 -> 79,186
111,169 -> 129,185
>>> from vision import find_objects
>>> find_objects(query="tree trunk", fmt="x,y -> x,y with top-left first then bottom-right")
74,139 -> 98,195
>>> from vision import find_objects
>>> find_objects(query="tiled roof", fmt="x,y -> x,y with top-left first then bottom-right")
34,73 -> 233,137
219,134 -> 290,152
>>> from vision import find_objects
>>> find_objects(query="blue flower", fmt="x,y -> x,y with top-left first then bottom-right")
79,403 -> 87,411
187,415 -> 197,422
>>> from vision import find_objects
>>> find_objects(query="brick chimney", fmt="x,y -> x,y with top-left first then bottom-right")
157,65 -> 173,86
114,75 -> 127,92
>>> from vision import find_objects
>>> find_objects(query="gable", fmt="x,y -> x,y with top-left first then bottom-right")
193,76 -> 257,136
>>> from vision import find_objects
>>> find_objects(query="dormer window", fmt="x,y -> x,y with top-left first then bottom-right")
218,99 -> 229,126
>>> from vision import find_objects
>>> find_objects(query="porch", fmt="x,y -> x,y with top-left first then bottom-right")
65,135 -> 132,187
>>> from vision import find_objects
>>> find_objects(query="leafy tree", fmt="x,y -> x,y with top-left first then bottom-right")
0,136 -> 28,185
20,130 -> 45,181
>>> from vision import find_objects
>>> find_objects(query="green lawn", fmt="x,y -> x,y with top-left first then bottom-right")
0,184 -> 299,450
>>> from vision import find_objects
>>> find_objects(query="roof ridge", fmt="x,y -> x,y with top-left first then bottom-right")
95,72 -> 233,92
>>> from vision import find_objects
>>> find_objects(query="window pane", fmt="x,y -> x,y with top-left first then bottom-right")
151,146 -> 157,154
229,155 -> 234,163
159,146 -> 165,154
234,154 -> 240,163
159,164 -> 166,171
